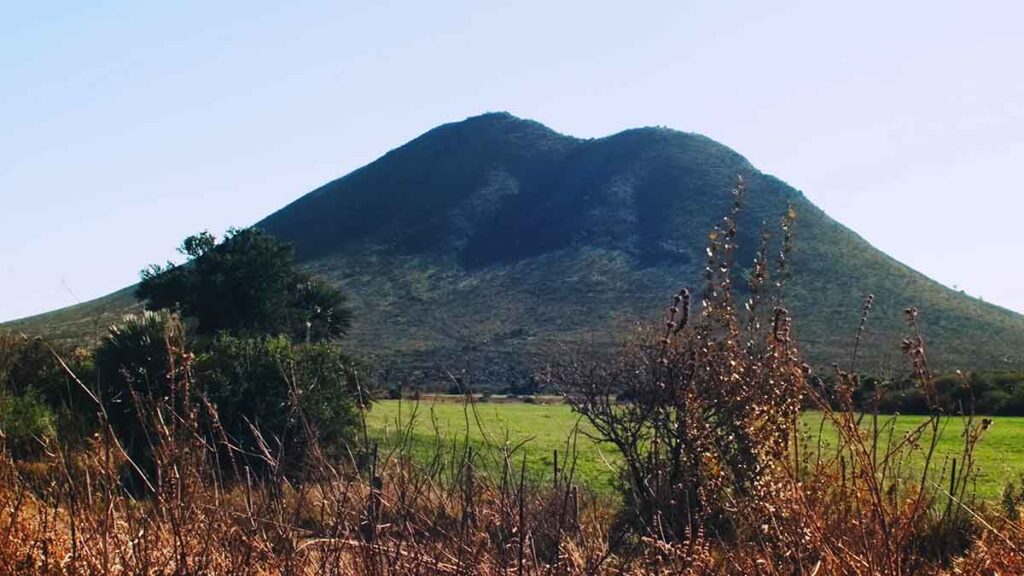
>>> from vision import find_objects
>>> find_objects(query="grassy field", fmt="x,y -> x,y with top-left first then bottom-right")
365,399 -> 1024,500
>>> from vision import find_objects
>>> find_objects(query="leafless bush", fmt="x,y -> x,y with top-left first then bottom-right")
550,178 -> 806,544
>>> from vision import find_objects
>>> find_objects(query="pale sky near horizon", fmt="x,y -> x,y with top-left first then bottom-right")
2,0 -> 1022,321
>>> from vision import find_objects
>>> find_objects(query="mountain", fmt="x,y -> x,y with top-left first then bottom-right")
7,112 -> 1024,383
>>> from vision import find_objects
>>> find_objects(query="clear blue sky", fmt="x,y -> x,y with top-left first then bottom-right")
2,0 -> 1022,321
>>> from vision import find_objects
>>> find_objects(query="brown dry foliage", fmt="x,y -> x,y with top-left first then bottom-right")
1,179 -> 1022,574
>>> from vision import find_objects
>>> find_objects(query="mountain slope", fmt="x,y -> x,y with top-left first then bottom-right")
8,112 -> 1024,382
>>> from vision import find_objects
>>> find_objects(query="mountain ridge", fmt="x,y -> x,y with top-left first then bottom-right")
7,112 -> 1024,382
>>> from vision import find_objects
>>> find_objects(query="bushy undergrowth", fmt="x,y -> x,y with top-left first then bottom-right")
0,333 -> 94,458
0,388 -> 54,459
200,332 -> 361,478
837,371 -> 1024,416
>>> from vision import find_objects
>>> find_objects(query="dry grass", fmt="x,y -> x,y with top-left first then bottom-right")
2,379 -> 1022,574
2,180 -> 1023,574
2,356 -> 1024,574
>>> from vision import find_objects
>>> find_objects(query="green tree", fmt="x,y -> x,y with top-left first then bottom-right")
136,228 -> 351,342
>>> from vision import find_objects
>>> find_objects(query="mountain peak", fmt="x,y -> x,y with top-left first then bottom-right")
430,111 -> 572,145
462,110 -> 524,122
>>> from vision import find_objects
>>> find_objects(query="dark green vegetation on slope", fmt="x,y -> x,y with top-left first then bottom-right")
7,113 -> 1024,381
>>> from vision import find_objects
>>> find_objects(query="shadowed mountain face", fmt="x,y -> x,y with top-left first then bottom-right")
8,112 -> 1024,383
260,113 -> 763,269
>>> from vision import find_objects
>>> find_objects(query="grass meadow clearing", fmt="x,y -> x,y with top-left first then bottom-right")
365,398 -> 1024,500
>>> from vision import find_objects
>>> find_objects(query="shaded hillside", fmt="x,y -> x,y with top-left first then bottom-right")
258,112 -> 1024,377
7,113 -> 1024,382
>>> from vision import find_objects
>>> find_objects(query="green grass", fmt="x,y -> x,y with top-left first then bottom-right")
365,399 -> 1024,500
364,399 -> 623,494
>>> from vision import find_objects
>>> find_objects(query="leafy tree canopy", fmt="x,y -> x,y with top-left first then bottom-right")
136,228 -> 351,342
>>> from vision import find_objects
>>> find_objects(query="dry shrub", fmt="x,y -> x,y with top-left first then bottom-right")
551,179 -> 806,546
548,177 -> 1024,573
